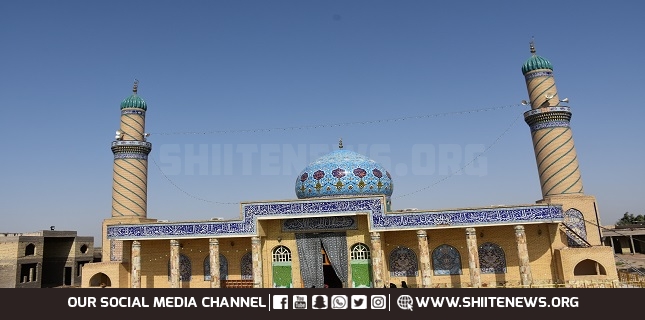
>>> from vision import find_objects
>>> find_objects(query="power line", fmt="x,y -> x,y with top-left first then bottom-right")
150,156 -> 238,205
393,110 -> 523,199
149,104 -> 520,136
148,102 -> 526,204
149,104 -> 523,205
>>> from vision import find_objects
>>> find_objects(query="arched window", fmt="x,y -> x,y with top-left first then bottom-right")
220,254 -> 229,280
564,208 -> 588,247
350,242 -> 373,288
350,243 -> 371,260
203,254 -> 228,281
432,244 -> 462,275
25,243 -> 36,256
179,254 -> 191,281
203,256 -> 209,281
573,259 -> 607,275
167,254 -> 191,281
89,272 -> 111,287
478,242 -> 506,274
272,245 -> 291,262
241,252 -> 253,280
389,247 -> 418,277
271,246 -> 293,288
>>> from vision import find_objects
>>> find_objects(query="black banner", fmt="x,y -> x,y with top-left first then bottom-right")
1,288 -> 640,317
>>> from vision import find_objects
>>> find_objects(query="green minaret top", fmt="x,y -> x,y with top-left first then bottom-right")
120,80 -> 147,110
521,40 -> 553,74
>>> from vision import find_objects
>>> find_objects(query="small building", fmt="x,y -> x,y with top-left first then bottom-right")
0,230 -> 95,288
602,225 -> 645,254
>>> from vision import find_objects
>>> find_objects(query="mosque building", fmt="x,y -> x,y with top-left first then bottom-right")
81,43 -> 618,288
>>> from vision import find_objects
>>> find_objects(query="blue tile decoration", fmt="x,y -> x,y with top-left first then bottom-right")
114,153 -> 148,160
529,120 -> 570,132
112,141 -> 152,148
180,254 -> 191,281
167,254 -> 191,281
295,149 -> 393,200
107,196 -> 563,240
432,244 -> 462,275
220,254 -> 229,280
111,141 -> 152,160
109,239 -> 122,261
524,106 -> 570,118
389,247 -> 418,277
564,208 -> 588,247
203,254 -> 228,281
524,106 -> 572,132
369,201 -> 563,230
241,252 -> 253,280
121,109 -> 145,116
478,242 -> 507,274
282,216 -> 357,232
203,256 -> 209,281
524,70 -> 553,80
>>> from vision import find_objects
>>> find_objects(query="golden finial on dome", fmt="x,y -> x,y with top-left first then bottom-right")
133,79 -> 139,94
339,138 -> 343,149
530,37 -> 536,55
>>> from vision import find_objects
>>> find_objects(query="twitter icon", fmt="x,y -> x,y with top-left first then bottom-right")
351,295 -> 367,309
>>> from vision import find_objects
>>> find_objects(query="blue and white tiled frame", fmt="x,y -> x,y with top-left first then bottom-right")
107,196 -> 563,240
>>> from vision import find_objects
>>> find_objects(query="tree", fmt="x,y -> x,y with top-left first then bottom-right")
616,212 -> 645,226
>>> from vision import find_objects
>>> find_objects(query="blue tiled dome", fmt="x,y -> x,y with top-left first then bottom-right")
522,42 -> 553,74
120,81 -> 147,110
295,149 -> 393,200
120,94 -> 147,110
521,54 -> 553,74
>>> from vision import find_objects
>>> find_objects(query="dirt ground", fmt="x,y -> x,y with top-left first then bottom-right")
614,253 -> 645,273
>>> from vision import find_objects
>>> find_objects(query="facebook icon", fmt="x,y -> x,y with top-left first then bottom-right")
272,295 -> 289,309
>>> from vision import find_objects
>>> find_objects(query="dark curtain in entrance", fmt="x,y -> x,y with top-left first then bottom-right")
296,232 -> 348,288
295,233 -> 324,288
320,232 -> 348,286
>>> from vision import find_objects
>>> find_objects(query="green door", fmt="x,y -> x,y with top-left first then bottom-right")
350,259 -> 373,288
272,261 -> 292,288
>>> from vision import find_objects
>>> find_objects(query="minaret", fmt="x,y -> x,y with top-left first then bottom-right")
522,41 -> 604,247
103,80 -> 153,260
522,41 -> 584,198
111,80 -> 152,218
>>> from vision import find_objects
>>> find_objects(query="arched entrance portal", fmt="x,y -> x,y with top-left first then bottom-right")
295,232 -> 348,288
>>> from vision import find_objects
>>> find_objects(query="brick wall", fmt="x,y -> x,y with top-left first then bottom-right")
82,213 -> 618,288
0,238 -> 19,288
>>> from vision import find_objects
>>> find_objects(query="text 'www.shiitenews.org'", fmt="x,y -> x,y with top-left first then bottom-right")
401,296 -> 579,309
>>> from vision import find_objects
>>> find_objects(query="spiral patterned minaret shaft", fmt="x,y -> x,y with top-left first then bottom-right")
111,81 -> 152,218
522,42 -> 583,198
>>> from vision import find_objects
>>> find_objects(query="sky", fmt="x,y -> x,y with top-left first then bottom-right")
1,1 -> 643,247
